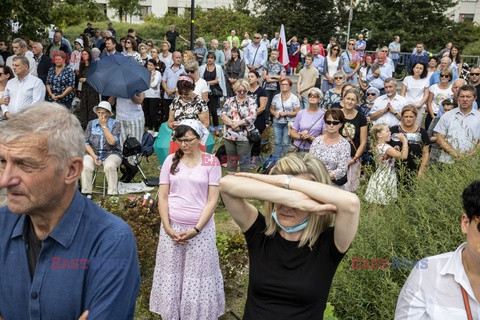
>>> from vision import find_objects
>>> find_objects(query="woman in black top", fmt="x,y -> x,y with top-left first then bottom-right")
219,153 -> 360,320
225,48 -> 246,97
247,70 -> 268,165
390,105 -> 430,185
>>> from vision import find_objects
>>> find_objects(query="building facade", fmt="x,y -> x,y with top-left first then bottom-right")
95,0 -> 235,23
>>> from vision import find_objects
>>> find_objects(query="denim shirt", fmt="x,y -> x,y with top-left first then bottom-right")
0,191 -> 140,319
85,118 -> 122,161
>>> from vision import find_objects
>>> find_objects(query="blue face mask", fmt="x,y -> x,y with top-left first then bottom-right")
272,210 -> 309,234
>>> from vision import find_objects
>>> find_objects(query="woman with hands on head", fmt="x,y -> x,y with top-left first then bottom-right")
150,119 -> 225,319
219,153 -> 360,319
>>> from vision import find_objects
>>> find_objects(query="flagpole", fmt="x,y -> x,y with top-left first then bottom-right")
346,0 -> 353,51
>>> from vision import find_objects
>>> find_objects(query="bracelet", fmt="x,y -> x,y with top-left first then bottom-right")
193,227 -> 201,234
284,175 -> 293,189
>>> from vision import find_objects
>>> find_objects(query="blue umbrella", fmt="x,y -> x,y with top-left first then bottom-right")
86,54 -> 150,99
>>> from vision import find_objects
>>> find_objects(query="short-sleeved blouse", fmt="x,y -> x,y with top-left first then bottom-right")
170,95 -> 209,122
220,96 -> 257,141
271,93 -> 300,124
46,66 -> 75,107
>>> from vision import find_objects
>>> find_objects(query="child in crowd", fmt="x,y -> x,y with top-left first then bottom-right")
364,123 -> 408,205
427,99 -> 456,163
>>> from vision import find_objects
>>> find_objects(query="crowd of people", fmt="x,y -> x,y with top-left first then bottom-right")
1,22 -> 480,319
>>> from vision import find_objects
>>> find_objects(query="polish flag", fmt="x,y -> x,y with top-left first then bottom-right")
278,24 -> 290,67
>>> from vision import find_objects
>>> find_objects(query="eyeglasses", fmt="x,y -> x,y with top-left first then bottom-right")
325,120 -> 341,126
470,73 -> 480,76
185,69 -> 196,74
308,94 -> 319,98
367,92 -> 377,96
440,74 -> 450,78
175,137 -> 197,145
334,77 -> 344,80
236,90 -> 247,94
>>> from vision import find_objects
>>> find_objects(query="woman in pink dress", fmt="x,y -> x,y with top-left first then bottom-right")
150,119 -> 225,319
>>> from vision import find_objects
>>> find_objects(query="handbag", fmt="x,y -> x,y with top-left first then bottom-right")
211,86 -> 223,97
247,128 -> 261,144
332,174 -> 348,186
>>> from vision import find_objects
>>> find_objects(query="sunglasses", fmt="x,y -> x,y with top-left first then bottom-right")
334,77 -> 344,80
348,43 -> 355,45
367,92 -> 377,96
326,120 -> 341,126
308,94 -> 319,98
471,73 -> 480,76
440,74 -> 451,78
254,37 -> 260,39
332,48 -> 339,51
237,90 -> 247,94
185,69 -> 196,74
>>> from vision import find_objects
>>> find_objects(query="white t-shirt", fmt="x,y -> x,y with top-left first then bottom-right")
429,84 -> 452,115
327,56 -> 340,77
194,78 -> 209,101
402,76 -> 429,106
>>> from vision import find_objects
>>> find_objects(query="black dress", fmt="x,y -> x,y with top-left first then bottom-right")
78,65 -> 100,129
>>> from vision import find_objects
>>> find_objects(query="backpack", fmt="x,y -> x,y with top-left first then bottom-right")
141,131 -> 155,157
122,135 -> 142,157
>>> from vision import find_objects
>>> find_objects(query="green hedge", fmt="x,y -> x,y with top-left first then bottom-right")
329,155 -> 480,319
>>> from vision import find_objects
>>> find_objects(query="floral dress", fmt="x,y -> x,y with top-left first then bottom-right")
322,89 -> 341,110
46,66 -> 75,108
220,96 -> 257,142
364,143 -> 397,205
170,95 -> 209,122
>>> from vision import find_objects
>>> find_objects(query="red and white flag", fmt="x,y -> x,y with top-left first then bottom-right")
278,24 -> 290,67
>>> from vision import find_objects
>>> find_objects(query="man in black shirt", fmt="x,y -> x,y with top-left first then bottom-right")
0,39 -> 11,62
469,66 -> 480,107
83,22 -> 94,38
164,25 -> 189,53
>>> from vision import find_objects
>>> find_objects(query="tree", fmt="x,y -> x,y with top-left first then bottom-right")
348,0 -> 457,52
109,0 -> 141,22
51,1 -> 106,27
0,0 -> 54,40
256,0 -> 349,43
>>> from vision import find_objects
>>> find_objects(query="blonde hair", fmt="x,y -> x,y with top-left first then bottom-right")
370,123 -> 389,144
233,79 -> 250,92
264,153 -> 334,250
183,50 -> 196,62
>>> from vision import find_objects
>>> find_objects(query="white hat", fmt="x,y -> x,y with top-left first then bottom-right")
93,101 -> 113,115
74,38 -> 84,47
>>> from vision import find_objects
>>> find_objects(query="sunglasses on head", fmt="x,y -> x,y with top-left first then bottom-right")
185,69 -> 196,74
326,120 -> 341,126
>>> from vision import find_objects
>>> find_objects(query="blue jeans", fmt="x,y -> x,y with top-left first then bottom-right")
301,95 -> 309,109
273,122 -> 290,158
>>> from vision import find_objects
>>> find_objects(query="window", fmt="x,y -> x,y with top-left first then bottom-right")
167,7 -> 178,15
139,6 -> 151,20
459,13 -> 475,22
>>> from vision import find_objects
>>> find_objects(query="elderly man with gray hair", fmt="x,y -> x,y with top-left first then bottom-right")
0,102 -> 140,319
2,56 -> 45,119
5,38 -> 37,77
429,56 -> 458,86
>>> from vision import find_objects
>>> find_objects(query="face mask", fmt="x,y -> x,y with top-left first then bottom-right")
272,210 -> 309,234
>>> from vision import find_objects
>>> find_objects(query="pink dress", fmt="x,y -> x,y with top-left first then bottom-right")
149,154 -> 225,319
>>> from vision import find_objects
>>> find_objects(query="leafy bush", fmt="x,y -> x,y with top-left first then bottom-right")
329,155 -> 480,319
101,196 -> 160,300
